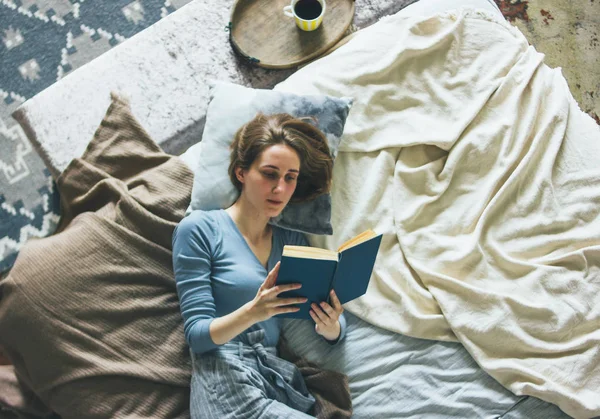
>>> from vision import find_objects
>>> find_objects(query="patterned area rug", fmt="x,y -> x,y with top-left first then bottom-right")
0,0 -> 599,275
0,0 -> 193,274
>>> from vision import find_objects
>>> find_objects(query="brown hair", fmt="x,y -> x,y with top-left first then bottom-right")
228,112 -> 333,203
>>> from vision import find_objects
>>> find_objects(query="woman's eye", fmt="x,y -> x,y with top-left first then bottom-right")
264,172 -> 277,179
286,176 -> 297,182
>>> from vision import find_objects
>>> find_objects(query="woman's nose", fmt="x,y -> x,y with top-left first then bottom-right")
272,178 -> 285,193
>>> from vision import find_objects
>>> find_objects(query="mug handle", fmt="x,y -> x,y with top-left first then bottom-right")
283,5 -> 294,17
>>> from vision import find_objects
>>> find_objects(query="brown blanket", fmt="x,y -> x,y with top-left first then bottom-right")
278,337 -> 352,419
0,94 -> 351,418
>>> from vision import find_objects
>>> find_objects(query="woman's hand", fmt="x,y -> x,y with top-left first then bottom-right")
311,290 -> 344,341
246,261 -> 308,323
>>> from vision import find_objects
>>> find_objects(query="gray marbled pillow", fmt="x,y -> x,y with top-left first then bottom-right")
185,81 -> 352,235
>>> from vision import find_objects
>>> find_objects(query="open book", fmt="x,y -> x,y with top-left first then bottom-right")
276,229 -> 382,319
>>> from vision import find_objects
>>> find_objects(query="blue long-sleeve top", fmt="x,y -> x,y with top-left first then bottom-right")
172,209 -> 347,354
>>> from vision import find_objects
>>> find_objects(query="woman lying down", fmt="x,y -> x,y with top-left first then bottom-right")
172,113 -> 347,418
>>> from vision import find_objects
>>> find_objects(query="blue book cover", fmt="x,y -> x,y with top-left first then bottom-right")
276,230 -> 382,319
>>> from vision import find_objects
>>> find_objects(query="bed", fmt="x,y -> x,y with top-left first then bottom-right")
282,313 -> 567,418
2,0 -> 599,418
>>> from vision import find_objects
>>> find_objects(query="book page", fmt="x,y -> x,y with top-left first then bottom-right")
283,245 -> 338,261
337,229 -> 378,253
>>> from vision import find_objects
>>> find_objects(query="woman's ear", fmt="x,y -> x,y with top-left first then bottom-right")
235,167 -> 245,184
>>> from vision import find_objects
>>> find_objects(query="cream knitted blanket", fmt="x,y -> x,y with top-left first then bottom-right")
276,8 -> 600,419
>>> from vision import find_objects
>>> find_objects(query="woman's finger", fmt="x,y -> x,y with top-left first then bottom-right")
270,283 -> 302,296
264,262 -> 281,289
269,261 -> 281,284
309,309 -> 324,325
329,290 -> 344,313
273,297 -> 307,307
310,304 -> 329,324
319,302 -> 336,319
278,306 -> 300,315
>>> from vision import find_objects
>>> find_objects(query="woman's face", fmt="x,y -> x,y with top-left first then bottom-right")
237,144 -> 301,218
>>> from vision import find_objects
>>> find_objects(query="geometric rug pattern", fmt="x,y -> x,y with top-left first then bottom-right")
0,0 -> 193,274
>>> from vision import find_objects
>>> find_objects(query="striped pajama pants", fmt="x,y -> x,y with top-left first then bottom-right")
190,329 -> 316,418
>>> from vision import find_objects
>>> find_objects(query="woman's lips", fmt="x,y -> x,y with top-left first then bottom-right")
267,199 -> 283,205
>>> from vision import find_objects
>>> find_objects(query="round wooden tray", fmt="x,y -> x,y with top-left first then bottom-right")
229,0 -> 355,69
